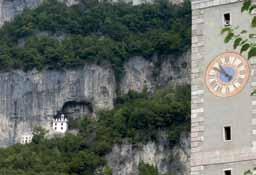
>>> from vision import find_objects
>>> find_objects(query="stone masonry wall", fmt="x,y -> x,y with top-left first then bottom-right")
191,0 -> 256,175
191,5 -> 205,175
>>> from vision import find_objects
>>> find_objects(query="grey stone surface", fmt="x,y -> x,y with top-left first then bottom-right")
192,0 -> 240,10
199,0 -> 252,155
0,0 -> 43,26
121,52 -> 190,94
0,65 -> 116,146
0,1 -> 190,175
0,53 -> 190,147
0,0 -> 81,26
191,0 -> 256,175
106,133 -> 190,175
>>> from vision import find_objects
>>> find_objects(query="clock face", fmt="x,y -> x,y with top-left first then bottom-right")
205,52 -> 250,97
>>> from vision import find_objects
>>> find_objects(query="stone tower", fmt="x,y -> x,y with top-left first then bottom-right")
191,0 -> 256,175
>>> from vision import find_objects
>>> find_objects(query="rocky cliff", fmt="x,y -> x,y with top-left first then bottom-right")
0,0 -> 41,26
0,52 -> 189,147
106,133 -> 190,175
0,0 -> 83,26
0,1 -> 190,175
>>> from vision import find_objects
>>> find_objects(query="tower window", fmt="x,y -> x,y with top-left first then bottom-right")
224,169 -> 232,175
223,13 -> 231,26
224,126 -> 232,141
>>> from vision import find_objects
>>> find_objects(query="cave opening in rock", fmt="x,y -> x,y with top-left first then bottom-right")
57,101 -> 93,120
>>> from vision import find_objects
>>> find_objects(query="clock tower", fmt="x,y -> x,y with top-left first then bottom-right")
191,1 -> 256,175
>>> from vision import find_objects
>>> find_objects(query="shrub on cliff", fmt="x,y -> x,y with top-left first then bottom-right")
0,0 -> 191,81
138,162 -> 159,175
0,85 -> 190,174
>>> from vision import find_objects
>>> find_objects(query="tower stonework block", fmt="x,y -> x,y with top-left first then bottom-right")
191,0 -> 256,175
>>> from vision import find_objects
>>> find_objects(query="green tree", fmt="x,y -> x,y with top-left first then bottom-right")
0,86 -> 190,174
138,162 -> 159,175
0,0 -> 190,82
32,127 -> 48,144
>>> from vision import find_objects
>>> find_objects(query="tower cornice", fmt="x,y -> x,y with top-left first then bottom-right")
192,0 -> 241,10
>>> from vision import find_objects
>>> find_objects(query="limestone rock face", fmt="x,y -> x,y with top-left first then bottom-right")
0,1 -> 189,175
0,52 -> 189,147
121,51 -> 190,94
120,56 -> 155,94
0,0 -> 80,26
59,0 -> 80,6
0,65 -> 116,147
0,0 -> 42,26
106,134 -> 190,175
158,51 -> 190,87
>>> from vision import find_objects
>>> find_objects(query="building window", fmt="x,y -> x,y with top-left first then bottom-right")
224,169 -> 232,175
61,127 -> 63,130
55,127 -> 57,130
223,13 -> 231,26
224,126 -> 232,141
61,123 -> 63,125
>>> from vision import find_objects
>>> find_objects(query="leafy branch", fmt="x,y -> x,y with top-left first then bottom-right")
222,0 -> 256,59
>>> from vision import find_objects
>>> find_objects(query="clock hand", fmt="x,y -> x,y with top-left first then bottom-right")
219,65 -> 233,81
213,67 -> 222,73
213,67 -> 227,75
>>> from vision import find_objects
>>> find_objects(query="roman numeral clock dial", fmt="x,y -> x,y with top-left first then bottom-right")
205,52 -> 250,97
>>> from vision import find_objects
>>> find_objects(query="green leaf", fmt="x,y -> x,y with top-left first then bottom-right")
251,16 -> 256,27
242,0 -> 252,12
249,4 -> 256,13
244,170 -> 253,175
233,38 -> 242,49
240,43 -> 250,54
224,32 -> 234,43
241,39 -> 248,45
241,30 -> 248,34
249,33 -> 256,38
248,47 -> 256,59
221,27 -> 231,35
251,89 -> 256,96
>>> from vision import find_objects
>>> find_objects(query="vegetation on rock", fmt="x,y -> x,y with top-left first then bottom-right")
0,86 -> 190,174
138,162 -> 159,175
0,0 -> 191,81
0,0 -> 191,174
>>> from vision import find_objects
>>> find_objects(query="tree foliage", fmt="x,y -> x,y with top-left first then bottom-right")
138,162 -> 159,175
222,0 -> 256,59
0,0 -> 191,81
0,86 -> 190,174
242,168 -> 256,175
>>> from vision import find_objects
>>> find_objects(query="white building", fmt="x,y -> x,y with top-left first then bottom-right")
19,133 -> 33,144
52,114 -> 68,133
